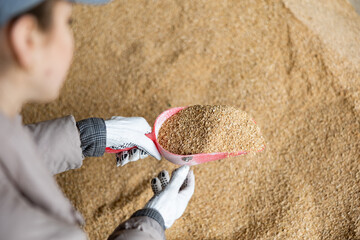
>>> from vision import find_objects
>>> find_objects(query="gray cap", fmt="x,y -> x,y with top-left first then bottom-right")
0,0 -> 111,27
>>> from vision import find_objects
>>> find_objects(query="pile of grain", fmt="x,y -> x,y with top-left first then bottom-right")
21,0 -> 360,239
158,105 -> 265,155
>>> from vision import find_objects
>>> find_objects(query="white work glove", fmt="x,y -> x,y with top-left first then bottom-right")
145,165 -> 195,229
105,116 -> 161,166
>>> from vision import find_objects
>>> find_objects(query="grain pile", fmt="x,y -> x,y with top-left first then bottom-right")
158,105 -> 265,155
21,0 -> 360,239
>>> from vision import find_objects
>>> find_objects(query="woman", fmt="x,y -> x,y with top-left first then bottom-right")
0,0 -> 195,239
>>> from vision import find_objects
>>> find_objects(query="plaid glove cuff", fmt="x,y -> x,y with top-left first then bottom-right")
131,208 -> 165,230
76,118 -> 106,157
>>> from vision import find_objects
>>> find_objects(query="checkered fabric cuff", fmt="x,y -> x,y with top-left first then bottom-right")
131,208 -> 165,230
76,118 -> 106,157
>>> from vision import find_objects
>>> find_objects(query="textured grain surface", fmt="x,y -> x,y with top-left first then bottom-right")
158,105 -> 265,155
21,0 -> 360,239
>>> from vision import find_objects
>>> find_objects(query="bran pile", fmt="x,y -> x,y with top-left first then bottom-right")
21,0 -> 360,239
158,105 -> 265,155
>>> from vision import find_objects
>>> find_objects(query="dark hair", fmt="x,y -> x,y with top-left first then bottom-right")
12,0 -> 58,31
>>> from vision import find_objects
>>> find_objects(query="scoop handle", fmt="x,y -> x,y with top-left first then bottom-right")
105,132 -> 155,154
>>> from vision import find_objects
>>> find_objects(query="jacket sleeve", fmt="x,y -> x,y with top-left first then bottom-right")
25,116 -> 106,175
0,169 -> 87,240
108,209 -> 166,240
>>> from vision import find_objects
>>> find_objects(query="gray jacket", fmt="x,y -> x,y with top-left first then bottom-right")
0,112 -> 166,240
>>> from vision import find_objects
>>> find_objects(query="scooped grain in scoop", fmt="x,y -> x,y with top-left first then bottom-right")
158,105 -> 265,155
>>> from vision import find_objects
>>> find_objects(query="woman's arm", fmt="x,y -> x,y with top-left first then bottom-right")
0,167 -> 88,240
108,211 -> 166,240
25,115 -> 106,174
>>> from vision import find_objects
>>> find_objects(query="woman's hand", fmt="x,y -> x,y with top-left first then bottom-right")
145,165 -> 195,229
105,116 -> 161,166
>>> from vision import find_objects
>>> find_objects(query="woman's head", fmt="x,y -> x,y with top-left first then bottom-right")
0,0 -> 74,103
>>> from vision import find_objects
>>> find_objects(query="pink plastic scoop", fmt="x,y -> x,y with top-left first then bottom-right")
105,107 -> 265,166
